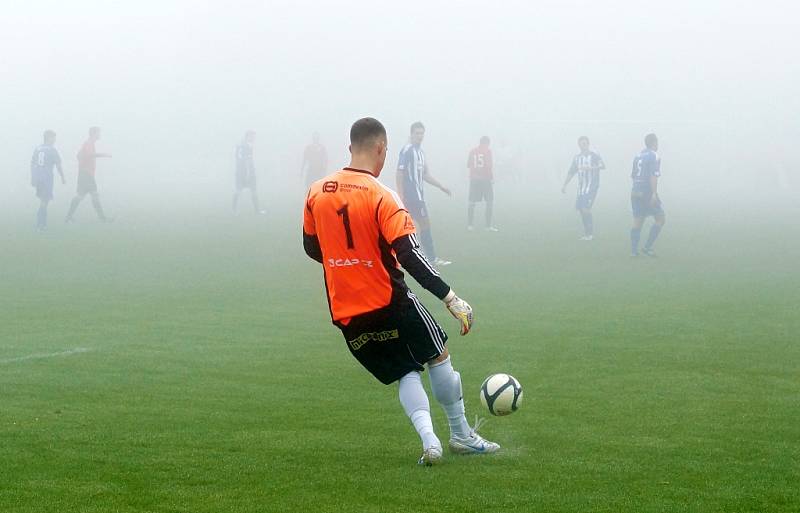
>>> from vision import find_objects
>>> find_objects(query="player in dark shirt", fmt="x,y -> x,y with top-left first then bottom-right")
233,130 -> 265,215
30,130 -> 65,231
630,133 -> 665,256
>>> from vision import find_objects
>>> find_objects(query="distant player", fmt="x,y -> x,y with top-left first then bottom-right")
30,130 -> 66,231
303,117 -> 499,466
466,136 -> 497,231
561,136 -> 605,240
301,132 -> 328,188
232,130 -> 265,215
65,126 -> 111,223
630,133 -> 665,256
397,122 -> 452,266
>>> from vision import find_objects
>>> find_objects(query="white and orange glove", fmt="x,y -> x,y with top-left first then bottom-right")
443,290 -> 474,336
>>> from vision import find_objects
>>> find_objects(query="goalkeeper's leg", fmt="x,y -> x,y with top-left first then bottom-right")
427,352 -> 470,439
428,350 -> 500,454
399,371 -> 441,463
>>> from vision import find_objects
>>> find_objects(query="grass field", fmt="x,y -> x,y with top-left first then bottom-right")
2,196 -> 799,513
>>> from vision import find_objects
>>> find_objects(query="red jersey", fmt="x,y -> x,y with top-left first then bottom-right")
304,144 -> 327,173
467,145 -> 493,180
77,140 -> 97,176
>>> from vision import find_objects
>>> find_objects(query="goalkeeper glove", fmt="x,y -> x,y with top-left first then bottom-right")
443,290 -> 473,336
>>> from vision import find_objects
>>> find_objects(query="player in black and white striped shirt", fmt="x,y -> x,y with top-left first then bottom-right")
562,136 -> 605,240
396,122 -> 452,266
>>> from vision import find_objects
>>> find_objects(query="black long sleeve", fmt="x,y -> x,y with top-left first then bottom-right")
392,234 -> 450,300
303,231 -> 323,263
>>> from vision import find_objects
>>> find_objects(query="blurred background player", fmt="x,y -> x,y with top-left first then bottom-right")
562,136 -> 605,240
396,121 -> 452,266
303,117 -> 498,466
30,130 -> 66,231
630,133 -> 665,256
466,136 -> 497,231
232,130 -> 265,215
65,126 -> 112,223
301,131 -> 328,188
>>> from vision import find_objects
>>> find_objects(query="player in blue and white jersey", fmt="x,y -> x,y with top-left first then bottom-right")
562,136 -> 605,240
30,130 -> 66,231
232,130 -> 265,215
396,121 -> 452,266
630,133 -> 665,257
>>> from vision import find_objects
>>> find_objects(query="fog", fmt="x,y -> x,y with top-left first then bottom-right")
2,0 -> 798,218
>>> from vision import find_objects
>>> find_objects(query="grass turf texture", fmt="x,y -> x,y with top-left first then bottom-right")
1,199 -> 798,513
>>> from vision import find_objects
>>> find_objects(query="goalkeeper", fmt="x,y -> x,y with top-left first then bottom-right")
302,117 -> 500,466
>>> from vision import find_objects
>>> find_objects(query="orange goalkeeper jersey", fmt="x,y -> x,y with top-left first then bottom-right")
303,168 -> 417,323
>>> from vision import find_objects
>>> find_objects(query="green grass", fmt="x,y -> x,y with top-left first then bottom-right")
1,199 -> 799,513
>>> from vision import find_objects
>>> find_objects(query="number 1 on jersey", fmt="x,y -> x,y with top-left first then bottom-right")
336,204 -> 355,249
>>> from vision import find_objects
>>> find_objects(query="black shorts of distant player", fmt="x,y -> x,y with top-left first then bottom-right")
405,200 -> 429,223
76,172 -> 98,195
468,178 -> 493,203
236,170 -> 256,190
337,295 -> 448,385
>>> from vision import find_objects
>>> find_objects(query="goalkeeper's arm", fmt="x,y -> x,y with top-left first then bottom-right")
392,234 -> 474,335
302,231 -> 323,263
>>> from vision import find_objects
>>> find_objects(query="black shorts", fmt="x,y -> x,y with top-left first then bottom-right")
77,172 -> 97,195
405,200 -> 429,222
469,179 -> 493,203
338,294 -> 448,385
236,170 -> 256,190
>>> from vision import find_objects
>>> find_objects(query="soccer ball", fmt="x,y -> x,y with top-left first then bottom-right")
479,373 -> 523,416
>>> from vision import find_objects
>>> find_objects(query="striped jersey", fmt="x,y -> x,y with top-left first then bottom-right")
569,151 -> 605,196
397,143 -> 426,202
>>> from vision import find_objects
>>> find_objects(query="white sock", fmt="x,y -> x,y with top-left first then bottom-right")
428,356 -> 471,439
398,371 -> 440,450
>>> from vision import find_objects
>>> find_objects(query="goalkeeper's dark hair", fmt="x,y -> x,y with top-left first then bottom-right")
410,121 -> 425,133
645,133 -> 658,149
578,135 -> 589,144
480,136 -> 490,145
350,117 -> 386,151
43,130 -> 56,142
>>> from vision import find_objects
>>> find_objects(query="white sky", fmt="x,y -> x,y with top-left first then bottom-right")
1,0 -> 798,197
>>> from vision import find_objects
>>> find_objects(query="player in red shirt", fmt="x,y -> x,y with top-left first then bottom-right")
303,118 -> 500,465
467,136 -> 497,231
65,126 -> 112,223
301,132 -> 328,188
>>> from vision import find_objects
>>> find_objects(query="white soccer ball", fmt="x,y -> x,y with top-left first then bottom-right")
479,373 -> 523,416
